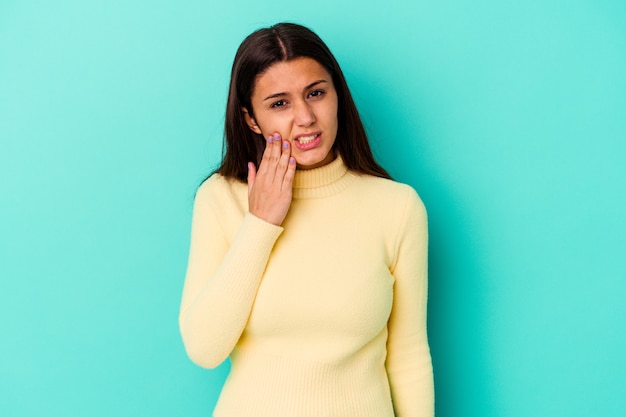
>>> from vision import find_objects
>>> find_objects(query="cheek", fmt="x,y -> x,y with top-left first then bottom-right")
256,113 -> 293,139
324,108 -> 339,133
251,116 -> 272,137
324,96 -> 339,128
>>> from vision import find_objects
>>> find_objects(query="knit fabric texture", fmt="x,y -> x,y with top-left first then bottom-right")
179,156 -> 434,416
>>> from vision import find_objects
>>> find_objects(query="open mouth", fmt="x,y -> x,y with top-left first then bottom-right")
294,133 -> 321,150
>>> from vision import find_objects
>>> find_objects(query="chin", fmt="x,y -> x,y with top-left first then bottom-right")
296,152 -> 333,169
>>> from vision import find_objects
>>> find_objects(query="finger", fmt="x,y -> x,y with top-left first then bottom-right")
261,133 -> 282,180
276,139 -> 291,175
247,162 -> 257,195
282,156 -> 297,189
257,135 -> 274,175
269,132 -> 282,165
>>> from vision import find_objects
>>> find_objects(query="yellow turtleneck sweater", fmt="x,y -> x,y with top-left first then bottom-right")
179,157 -> 434,417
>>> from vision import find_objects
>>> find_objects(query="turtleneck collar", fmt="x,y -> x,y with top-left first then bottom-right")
292,156 -> 356,199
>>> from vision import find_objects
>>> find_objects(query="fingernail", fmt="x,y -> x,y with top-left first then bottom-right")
247,162 -> 252,170
289,157 -> 295,164
274,133 -> 280,140
268,136 -> 273,144
283,141 -> 288,149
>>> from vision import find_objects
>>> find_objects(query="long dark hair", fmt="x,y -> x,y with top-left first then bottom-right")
215,22 -> 391,181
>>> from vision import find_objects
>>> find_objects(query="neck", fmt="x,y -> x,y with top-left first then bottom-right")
292,156 -> 356,199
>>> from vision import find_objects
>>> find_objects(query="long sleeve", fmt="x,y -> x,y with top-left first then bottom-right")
385,188 -> 434,417
179,178 -> 283,368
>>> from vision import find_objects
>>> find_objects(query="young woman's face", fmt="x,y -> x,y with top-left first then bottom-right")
244,57 -> 339,170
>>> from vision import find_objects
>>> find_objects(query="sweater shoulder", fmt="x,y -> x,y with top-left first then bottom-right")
352,174 -> 426,214
197,173 -> 235,195
196,174 -> 246,203
194,174 -> 249,224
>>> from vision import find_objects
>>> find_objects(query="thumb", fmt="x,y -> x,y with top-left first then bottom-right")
247,162 -> 257,194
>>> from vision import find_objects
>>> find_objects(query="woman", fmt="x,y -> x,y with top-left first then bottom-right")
179,23 -> 434,416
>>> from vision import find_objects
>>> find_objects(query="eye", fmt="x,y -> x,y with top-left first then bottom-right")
270,99 -> 287,109
309,89 -> 325,98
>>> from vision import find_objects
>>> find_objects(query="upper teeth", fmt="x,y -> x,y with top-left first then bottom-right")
298,134 -> 317,144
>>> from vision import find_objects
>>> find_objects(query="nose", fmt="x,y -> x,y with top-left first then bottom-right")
293,100 -> 316,127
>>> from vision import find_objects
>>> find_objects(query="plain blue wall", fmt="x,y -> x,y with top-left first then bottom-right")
1,0 -> 624,416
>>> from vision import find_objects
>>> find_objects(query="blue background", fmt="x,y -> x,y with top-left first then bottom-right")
1,1 -> 624,416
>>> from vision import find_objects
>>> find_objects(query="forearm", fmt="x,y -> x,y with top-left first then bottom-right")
179,192 -> 283,368
386,336 -> 434,416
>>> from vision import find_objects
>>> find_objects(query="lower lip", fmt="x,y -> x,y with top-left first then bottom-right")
294,134 -> 321,151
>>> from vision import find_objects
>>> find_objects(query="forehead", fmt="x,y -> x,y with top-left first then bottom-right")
252,57 -> 332,96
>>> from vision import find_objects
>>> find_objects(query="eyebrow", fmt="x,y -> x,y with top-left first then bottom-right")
262,79 -> 328,102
